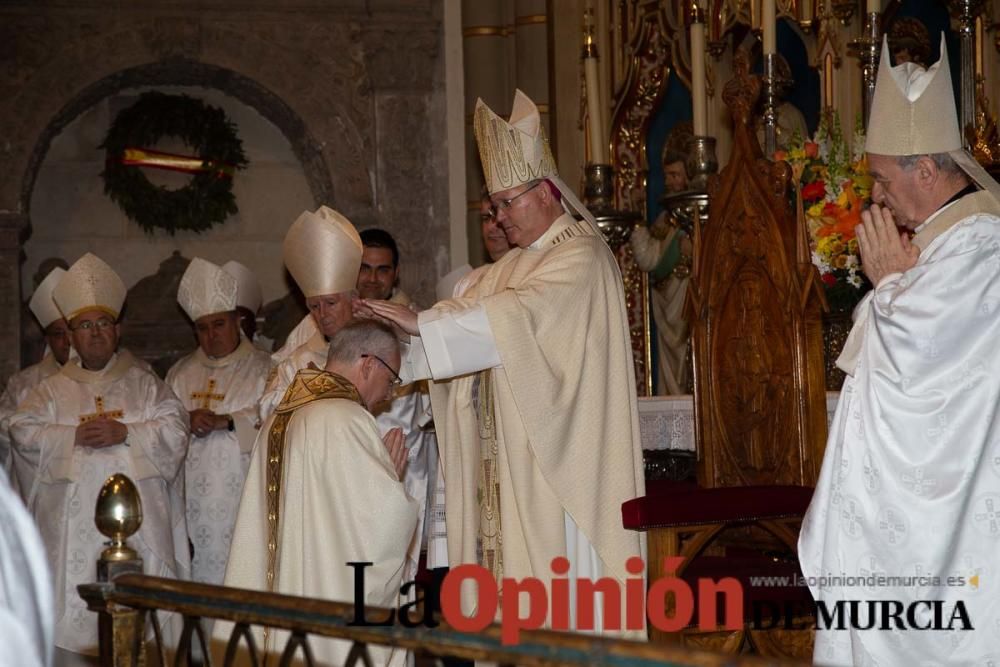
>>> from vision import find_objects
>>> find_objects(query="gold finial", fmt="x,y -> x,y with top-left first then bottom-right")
95,473 -> 143,562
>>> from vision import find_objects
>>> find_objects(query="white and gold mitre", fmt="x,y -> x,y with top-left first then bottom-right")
283,206 -> 363,298
28,267 -> 66,328
867,35 -> 1000,202
222,260 -> 263,313
53,253 -> 127,321
177,258 -> 238,322
474,89 -> 558,195
866,35 -> 959,156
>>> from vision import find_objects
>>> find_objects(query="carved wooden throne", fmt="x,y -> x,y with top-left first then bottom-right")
622,51 -> 828,658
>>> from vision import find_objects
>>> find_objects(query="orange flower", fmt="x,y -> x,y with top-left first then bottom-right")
804,142 -> 820,158
773,149 -> 788,162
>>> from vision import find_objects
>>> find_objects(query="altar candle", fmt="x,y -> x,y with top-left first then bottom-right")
801,0 -> 812,23
690,1 -> 708,136
762,0 -> 776,55
583,33 -> 608,164
866,0 -> 879,14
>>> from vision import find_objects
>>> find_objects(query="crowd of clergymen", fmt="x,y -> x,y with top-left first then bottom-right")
0,89 -> 653,667
0,206 -> 509,665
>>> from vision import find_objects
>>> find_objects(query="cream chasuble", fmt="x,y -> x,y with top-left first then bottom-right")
800,192 -> 1000,665
8,350 -> 190,656
165,337 -> 271,585
409,213 -> 645,636
215,369 -> 417,667
1,353 -> 61,492
261,316 -> 435,579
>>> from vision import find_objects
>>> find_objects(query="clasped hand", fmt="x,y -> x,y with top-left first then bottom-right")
190,408 -> 228,438
382,427 -> 408,480
856,204 -> 920,285
74,418 -> 128,448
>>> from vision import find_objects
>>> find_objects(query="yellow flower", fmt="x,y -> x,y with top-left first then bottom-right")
807,202 -> 825,219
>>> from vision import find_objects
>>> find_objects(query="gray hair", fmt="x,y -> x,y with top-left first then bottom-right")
896,152 -> 962,176
326,319 -> 400,367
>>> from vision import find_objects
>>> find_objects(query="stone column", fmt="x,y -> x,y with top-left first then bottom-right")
514,0 -> 550,137
0,214 -> 25,385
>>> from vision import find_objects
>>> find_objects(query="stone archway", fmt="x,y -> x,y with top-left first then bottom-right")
0,7 -> 449,381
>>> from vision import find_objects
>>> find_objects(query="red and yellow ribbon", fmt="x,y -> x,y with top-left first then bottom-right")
121,147 -> 236,178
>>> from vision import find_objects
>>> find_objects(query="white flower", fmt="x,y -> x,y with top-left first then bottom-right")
844,255 -> 859,269
847,273 -> 863,288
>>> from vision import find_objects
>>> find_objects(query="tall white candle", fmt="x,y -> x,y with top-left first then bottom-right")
762,0 -> 776,55
690,5 -> 708,136
801,0 -> 812,23
866,0 -> 879,14
583,38 -> 608,164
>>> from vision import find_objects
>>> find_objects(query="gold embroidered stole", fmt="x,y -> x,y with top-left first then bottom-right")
475,369 -> 503,583
264,369 -> 363,590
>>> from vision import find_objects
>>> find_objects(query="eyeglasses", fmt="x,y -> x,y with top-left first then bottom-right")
70,318 -> 115,331
488,181 -> 542,219
362,354 -> 402,387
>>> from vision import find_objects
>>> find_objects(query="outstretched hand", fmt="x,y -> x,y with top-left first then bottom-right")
856,204 -> 919,286
382,427 -> 408,480
363,300 -> 421,337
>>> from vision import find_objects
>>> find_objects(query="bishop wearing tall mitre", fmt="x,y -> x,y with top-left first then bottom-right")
9,253 -> 190,665
1,266 -> 70,495
166,257 -> 272,586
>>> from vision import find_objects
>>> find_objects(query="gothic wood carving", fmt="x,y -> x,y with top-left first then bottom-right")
688,56 -> 828,488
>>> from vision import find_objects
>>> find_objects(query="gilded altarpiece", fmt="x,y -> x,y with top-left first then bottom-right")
610,1 -> 691,394
689,64 -> 828,488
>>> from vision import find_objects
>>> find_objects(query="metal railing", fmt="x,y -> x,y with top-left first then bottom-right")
78,574 -> 800,667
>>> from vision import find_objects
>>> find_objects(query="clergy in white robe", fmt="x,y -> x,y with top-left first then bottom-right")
799,38 -> 1000,665
366,91 -> 645,637
0,267 -> 70,490
0,470 -> 53,667
166,258 -> 272,585
260,213 -> 433,578
8,253 -> 190,661
215,319 -> 416,667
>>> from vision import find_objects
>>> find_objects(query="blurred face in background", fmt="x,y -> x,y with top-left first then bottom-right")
357,247 -> 398,301
45,318 -> 72,365
480,198 -> 513,262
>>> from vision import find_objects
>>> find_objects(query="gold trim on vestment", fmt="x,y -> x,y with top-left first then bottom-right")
264,370 -> 363,590
262,369 -> 363,652
476,369 -> 503,585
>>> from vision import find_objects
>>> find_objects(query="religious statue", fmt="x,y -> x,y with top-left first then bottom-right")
754,53 -> 809,152
629,122 -> 694,395
887,17 -> 931,68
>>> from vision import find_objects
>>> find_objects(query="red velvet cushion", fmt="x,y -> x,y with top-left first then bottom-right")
621,484 -> 814,530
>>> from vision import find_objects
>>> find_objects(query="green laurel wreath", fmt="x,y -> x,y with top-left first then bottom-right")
100,91 -> 248,235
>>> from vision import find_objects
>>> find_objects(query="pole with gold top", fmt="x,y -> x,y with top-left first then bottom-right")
77,474 -> 147,666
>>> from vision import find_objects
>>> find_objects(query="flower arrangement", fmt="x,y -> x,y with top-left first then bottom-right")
775,114 -> 874,314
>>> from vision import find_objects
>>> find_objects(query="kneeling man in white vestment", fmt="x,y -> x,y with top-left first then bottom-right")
216,319 -> 416,667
